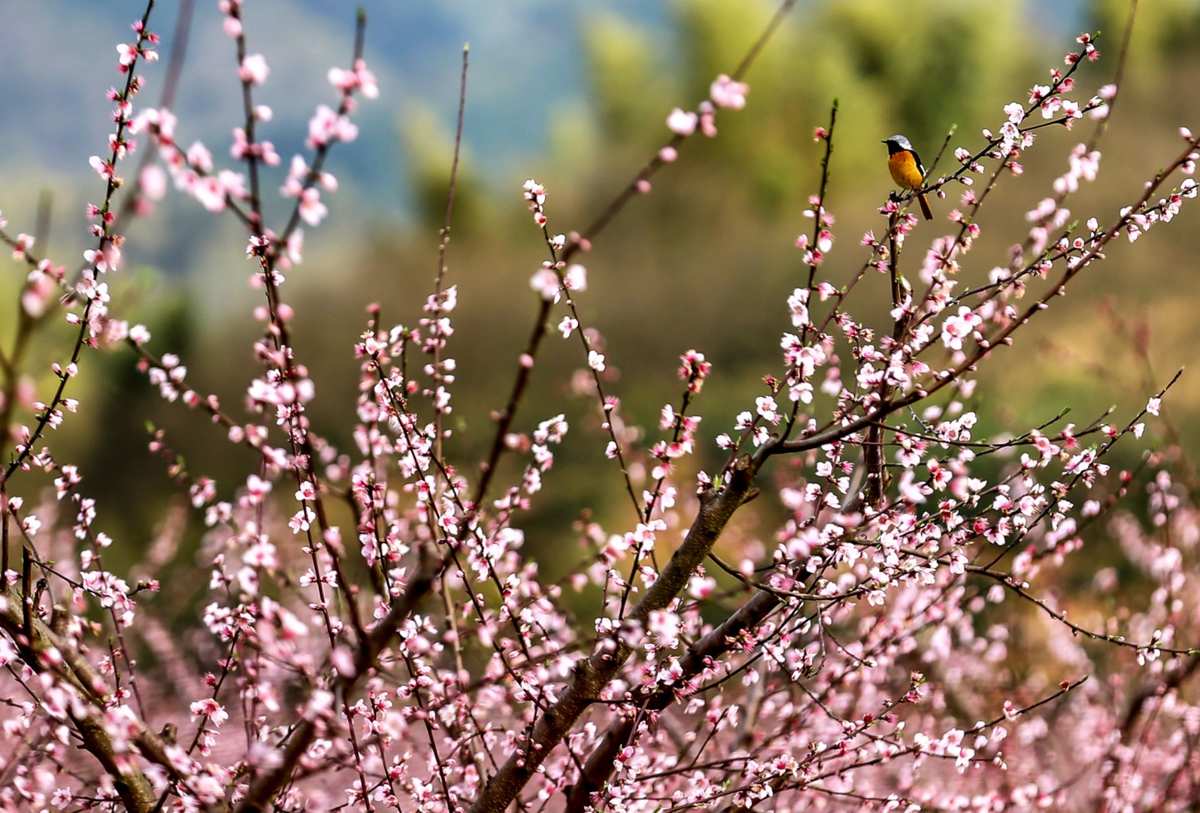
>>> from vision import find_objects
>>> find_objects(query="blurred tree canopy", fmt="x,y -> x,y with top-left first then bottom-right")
5,0 -> 1199,581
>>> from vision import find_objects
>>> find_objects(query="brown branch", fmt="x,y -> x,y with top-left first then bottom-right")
1121,652 -> 1200,737
863,209 -> 904,508
0,586 -> 195,812
275,8 -> 368,247
473,0 -> 800,509
469,455 -> 759,812
472,296 -> 552,506
565,590 -> 780,811
1089,0 -> 1138,150
432,43 -> 470,484
435,43 -> 469,295
775,136 -> 1200,459
114,0 -> 195,231
1,0 -> 158,486
235,556 -> 442,812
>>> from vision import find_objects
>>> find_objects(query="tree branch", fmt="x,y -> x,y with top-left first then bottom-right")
469,456 -> 759,813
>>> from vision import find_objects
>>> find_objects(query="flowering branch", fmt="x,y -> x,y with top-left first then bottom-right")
6,2 -> 1200,810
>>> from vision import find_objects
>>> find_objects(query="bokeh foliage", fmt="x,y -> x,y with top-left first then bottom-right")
4,0 -> 1199,586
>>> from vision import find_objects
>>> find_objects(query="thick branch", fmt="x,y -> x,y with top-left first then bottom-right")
469,457 -> 758,813
565,589 -> 780,811
0,590 -> 164,811
235,557 -> 441,812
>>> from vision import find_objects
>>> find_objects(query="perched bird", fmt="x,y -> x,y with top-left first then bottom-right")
882,134 -> 933,221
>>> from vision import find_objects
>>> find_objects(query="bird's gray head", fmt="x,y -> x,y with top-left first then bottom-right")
882,134 -> 914,154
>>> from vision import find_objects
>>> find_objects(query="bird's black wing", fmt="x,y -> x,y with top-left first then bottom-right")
911,148 -> 927,178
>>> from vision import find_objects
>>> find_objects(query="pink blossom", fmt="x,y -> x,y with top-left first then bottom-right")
698,101 -> 717,138
139,164 -> 166,201
529,266 -> 558,301
298,188 -> 327,226
189,698 -> 229,726
940,306 -> 982,350
328,58 -> 379,99
710,74 -> 749,110
688,574 -> 716,599
239,53 -> 270,85
787,287 -> 810,327
88,155 -> 115,181
563,263 -> 587,291
10,232 -> 34,259
755,395 -> 780,425
2,17 -> 1197,813
307,104 -> 358,147
666,108 -> 697,136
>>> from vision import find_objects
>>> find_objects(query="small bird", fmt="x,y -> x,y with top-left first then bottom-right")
882,134 -> 933,221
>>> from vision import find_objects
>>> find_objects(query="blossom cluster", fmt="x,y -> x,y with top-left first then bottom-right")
0,4 -> 1198,813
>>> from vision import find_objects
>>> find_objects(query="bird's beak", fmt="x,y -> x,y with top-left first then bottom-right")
880,139 -> 888,143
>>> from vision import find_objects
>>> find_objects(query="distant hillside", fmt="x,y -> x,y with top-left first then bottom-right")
3,0 -> 669,215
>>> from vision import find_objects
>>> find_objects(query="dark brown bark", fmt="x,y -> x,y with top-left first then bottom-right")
0,589 -> 159,811
236,558 -> 440,812
565,589 -> 780,811
469,457 -> 758,813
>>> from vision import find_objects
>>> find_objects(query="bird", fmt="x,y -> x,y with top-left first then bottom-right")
882,134 -> 933,221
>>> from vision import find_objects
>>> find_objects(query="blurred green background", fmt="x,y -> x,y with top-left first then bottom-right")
2,0 -> 1198,586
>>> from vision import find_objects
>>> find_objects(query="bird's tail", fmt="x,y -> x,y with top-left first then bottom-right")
917,192 -> 933,221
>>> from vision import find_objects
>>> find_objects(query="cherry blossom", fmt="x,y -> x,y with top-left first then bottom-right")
0,8 -> 1198,813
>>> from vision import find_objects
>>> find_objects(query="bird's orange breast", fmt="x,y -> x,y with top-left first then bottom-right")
888,151 -> 924,189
